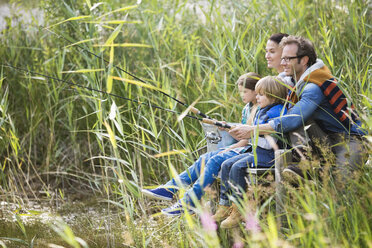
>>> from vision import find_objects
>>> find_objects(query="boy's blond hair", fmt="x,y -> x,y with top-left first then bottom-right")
255,76 -> 288,104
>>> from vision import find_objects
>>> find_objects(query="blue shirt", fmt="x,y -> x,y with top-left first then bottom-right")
269,82 -> 365,135
252,104 -> 287,150
241,103 -> 252,124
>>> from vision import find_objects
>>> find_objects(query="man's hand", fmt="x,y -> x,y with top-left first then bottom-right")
229,125 -> 254,140
229,123 -> 275,140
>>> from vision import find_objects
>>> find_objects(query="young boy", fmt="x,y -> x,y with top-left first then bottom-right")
141,72 -> 261,216
212,76 -> 288,228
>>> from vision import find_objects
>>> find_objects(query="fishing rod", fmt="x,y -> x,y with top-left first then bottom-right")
44,27 -> 217,122
2,64 -> 231,129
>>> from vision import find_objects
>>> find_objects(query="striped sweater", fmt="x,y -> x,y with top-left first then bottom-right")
288,59 -> 359,128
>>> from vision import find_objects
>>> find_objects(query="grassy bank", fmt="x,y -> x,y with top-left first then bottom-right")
0,0 -> 371,247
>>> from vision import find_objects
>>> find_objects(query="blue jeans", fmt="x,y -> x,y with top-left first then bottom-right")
164,149 -> 242,205
219,148 -> 275,206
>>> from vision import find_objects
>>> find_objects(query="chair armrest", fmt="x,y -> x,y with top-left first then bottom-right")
274,149 -> 292,183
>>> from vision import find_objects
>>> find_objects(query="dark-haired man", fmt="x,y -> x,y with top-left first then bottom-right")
229,35 -> 366,183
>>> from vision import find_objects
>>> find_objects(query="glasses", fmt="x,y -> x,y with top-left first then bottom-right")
280,55 -> 304,63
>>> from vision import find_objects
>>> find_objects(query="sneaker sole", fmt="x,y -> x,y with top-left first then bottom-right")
141,189 -> 173,201
161,209 -> 182,216
161,208 -> 195,217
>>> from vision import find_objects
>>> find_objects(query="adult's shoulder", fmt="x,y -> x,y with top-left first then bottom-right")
302,82 -> 323,92
300,82 -> 325,102
277,72 -> 294,87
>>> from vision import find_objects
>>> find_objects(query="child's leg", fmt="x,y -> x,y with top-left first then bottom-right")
228,154 -> 255,202
228,148 -> 274,202
219,153 -> 250,206
180,150 -> 240,205
219,155 -> 253,228
163,150 -> 220,193
249,147 -> 275,168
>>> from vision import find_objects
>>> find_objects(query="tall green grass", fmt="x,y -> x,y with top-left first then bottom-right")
0,0 -> 371,247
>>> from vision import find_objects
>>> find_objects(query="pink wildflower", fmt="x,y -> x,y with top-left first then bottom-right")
200,211 -> 217,232
232,241 -> 244,248
245,212 -> 260,233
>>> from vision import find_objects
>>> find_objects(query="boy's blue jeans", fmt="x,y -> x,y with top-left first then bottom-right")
219,148 -> 275,206
164,149 -> 241,206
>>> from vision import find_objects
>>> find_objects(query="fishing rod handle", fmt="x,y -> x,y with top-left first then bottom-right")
202,118 -> 231,129
189,106 -> 210,119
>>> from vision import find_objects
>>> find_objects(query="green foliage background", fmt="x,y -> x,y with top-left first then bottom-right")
0,0 -> 371,247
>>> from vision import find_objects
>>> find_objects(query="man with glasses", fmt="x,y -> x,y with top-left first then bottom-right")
229,35 -> 366,185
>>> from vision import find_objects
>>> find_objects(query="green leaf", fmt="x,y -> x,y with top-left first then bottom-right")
47,15 -> 91,29
85,20 -> 141,24
0,237 -> 28,245
98,5 -> 139,19
100,23 -> 123,52
107,45 -> 114,93
61,69 -> 105,73
85,0 -> 92,9
93,43 -> 151,48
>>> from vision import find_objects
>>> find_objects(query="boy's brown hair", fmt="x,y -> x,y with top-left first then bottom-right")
255,76 -> 288,104
236,72 -> 261,90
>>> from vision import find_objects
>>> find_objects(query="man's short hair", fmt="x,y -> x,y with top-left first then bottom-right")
280,35 -> 317,67
255,76 -> 288,104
